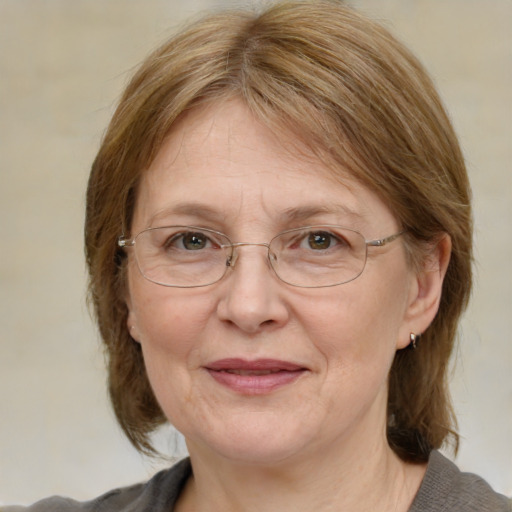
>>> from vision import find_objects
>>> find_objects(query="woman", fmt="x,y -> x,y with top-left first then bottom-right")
6,1 -> 509,510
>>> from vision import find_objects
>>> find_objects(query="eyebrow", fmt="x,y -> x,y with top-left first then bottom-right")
149,202 -> 226,226
279,204 -> 366,224
148,202 -> 366,227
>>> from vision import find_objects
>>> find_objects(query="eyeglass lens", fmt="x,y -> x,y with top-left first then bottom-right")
131,225 -> 368,288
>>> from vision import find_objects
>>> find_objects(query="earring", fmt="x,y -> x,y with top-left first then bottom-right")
409,332 -> 421,349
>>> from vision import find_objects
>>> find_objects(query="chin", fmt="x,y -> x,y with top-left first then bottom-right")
184,415 -> 317,466
209,439 -> 309,467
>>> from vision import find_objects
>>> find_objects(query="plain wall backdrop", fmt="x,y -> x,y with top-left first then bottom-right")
1,0 -> 511,505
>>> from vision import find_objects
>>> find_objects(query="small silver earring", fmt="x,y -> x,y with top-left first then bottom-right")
409,332 -> 421,349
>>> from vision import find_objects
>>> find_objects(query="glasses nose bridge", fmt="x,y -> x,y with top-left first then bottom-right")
226,241 -> 273,269
231,241 -> 271,249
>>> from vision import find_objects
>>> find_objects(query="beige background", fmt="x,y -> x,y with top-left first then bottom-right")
1,0 -> 510,505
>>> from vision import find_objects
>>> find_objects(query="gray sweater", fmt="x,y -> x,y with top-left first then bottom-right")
2,451 -> 510,511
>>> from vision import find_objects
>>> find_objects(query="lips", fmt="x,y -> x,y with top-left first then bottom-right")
205,358 -> 307,394
219,369 -> 285,376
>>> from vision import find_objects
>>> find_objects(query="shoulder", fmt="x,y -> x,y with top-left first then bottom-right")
410,451 -> 511,512
1,458 -> 191,512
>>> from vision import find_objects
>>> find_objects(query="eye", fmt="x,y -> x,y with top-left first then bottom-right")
303,231 -> 343,251
167,231 -> 213,251
184,232 -> 209,250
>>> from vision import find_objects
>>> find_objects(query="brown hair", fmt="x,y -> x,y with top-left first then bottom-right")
85,0 -> 472,461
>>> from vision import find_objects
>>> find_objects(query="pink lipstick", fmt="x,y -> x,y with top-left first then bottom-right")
205,358 -> 307,394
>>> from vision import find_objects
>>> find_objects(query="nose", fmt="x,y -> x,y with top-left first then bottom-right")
216,244 -> 289,334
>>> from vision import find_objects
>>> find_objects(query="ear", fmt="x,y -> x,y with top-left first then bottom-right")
397,234 -> 451,349
126,295 -> 141,343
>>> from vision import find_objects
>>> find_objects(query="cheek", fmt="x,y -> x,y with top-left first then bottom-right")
302,279 -> 406,376
128,286 -> 218,425
127,274 -> 216,376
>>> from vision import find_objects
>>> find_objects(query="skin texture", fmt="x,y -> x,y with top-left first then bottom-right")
126,100 -> 450,511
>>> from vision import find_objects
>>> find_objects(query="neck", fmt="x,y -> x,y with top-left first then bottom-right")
176,431 -> 426,512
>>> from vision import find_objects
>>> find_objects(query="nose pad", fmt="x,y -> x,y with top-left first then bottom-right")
225,243 -> 272,271
216,243 -> 288,333
226,250 -> 238,269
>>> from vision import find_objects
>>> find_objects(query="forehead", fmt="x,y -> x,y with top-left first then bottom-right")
149,98 -> 333,180
132,99 -> 396,234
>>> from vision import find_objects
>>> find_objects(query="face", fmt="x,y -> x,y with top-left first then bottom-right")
126,99 -> 422,467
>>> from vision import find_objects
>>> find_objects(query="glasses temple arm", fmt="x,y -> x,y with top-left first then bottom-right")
118,236 -> 135,247
366,230 -> 406,247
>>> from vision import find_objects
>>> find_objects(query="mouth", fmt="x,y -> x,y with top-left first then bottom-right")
204,358 -> 308,395
219,369 -> 287,376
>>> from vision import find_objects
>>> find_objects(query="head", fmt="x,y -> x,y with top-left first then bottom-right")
85,0 -> 472,462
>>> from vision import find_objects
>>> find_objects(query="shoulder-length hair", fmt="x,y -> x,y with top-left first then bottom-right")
86,0 -> 472,461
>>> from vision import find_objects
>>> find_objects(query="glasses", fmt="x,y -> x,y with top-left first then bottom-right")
118,225 -> 404,288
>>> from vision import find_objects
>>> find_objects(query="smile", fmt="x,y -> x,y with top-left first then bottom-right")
205,359 -> 308,395
221,369 -> 284,376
